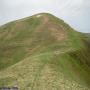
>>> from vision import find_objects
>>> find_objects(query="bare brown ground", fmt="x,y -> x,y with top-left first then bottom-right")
34,15 -> 66,41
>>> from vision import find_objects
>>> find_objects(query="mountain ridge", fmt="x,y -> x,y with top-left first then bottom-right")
0,13 -> 90,90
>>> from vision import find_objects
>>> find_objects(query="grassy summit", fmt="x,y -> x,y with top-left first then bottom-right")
0,13 -> 90,90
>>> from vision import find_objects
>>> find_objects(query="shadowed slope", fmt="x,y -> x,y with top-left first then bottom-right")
0,13 -> 90,90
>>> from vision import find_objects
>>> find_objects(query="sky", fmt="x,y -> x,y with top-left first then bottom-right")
0,0 -> 90,33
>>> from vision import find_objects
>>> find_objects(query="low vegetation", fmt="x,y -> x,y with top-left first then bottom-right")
0,13 -> 90,90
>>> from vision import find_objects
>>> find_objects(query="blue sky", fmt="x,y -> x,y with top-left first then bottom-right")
0,0 -> 90,32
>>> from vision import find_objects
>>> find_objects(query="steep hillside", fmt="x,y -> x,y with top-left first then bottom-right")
0,13 -> 90,90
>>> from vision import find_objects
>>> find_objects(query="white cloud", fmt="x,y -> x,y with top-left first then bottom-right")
0,0 -> 90,32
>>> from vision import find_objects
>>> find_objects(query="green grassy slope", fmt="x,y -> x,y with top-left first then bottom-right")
0,13 -> 90,90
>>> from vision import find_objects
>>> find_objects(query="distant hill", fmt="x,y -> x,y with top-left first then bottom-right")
0,13 -> 90,90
